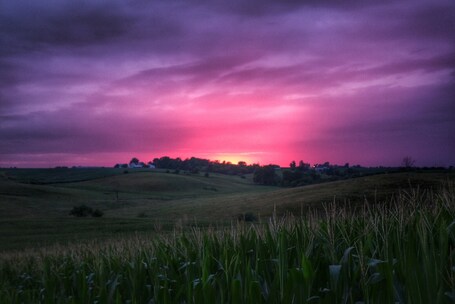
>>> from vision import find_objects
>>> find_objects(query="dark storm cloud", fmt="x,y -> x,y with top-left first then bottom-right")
0,3 -> 131,56
0,59 -> 102,91
0,105 -> 192,155
208,50 -> 455,93
293,82 -> 455,165
1,0 -> 455,166
115,55 -> 260,91
406,3 -> 455,40
206,0 -> 393,17
318,84 -> 455,150
0,1 -> 187,57
0,61 -> 18,86
365,52 -> 455,75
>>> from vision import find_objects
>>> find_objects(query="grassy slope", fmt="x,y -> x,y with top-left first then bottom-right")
0,169 -> 275,250
0,168 -> 453,250
165,171 -> 454,221
0,169 -> 275,218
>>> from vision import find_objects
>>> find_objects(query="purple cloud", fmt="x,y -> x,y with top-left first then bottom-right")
0,0 -> 454,167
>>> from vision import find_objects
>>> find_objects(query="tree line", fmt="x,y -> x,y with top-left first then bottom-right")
116,156 -> 259,176
115,156 -> 450,187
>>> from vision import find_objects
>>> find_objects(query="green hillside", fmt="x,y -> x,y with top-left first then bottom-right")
0,169 -> 274,218
0,168 -> 453,250
151,171 -> 454,221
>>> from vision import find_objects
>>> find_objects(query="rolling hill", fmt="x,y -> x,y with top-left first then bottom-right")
0,168 -> 453,250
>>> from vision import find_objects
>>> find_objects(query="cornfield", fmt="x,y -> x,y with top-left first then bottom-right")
1,185 -> 454,303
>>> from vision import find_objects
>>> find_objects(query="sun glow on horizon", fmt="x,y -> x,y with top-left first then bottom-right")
207,153 -> 258,165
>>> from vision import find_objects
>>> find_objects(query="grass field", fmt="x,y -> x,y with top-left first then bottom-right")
0,173 -> 455,304
0,168 -> 453,251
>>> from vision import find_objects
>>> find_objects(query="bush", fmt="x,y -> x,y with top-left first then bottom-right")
69,205 -> 93,217
92,209 -> 104,217
137,211 -> 147,218
69,205 -> 103,217
237,212 -> 257,222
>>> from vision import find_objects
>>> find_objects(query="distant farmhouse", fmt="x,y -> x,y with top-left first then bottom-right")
314,166 -> 329,173
314,163 -> 330,173
114,159 -> 155,169
129,162 -> 145,169
114,163 -> 129,169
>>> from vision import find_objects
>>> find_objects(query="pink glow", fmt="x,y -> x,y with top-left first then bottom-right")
0,1 -> 454,168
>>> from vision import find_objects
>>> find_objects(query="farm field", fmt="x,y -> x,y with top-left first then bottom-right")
0,168 -> 453,250
0,168 -> 275,250
0,168 -> 454,303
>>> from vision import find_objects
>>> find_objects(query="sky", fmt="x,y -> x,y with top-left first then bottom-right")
1,0 -> 454,168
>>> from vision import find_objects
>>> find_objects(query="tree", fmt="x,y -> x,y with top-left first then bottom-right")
402,156 -> 416,168
130,157 -> 139,165
298,161 -> 310,171
290,161 -> 296,170
253,165 -> 279,185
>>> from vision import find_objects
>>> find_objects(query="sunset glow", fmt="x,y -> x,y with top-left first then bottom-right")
206,154 -> 258,166
0,1 -> 454,167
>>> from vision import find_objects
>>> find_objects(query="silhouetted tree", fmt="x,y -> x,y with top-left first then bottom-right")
253,165 -> 279,185
290,161 -> 296,170
298,161 -> 310,171
402,156 -> 416,168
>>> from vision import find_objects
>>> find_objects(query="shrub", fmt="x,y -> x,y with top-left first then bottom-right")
69,205 -> 103,217
137,211 -> 147,218
69,205 -> 93,217
237,212 -> 257,222
92,209 -> 104,217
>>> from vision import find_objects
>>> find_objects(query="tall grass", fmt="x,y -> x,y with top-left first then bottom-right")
1,184 -> 454,303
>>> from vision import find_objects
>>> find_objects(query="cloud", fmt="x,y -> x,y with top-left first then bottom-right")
405,3 -> 455,40
291,82 -> 455,165
0,2 -> 131,55
0,0 -> 454,167
0,105 -> 192,155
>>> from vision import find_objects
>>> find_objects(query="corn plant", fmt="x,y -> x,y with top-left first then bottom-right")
1,184 -> 454,303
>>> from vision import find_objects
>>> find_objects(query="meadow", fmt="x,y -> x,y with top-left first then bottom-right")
0,168 -> 454,302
